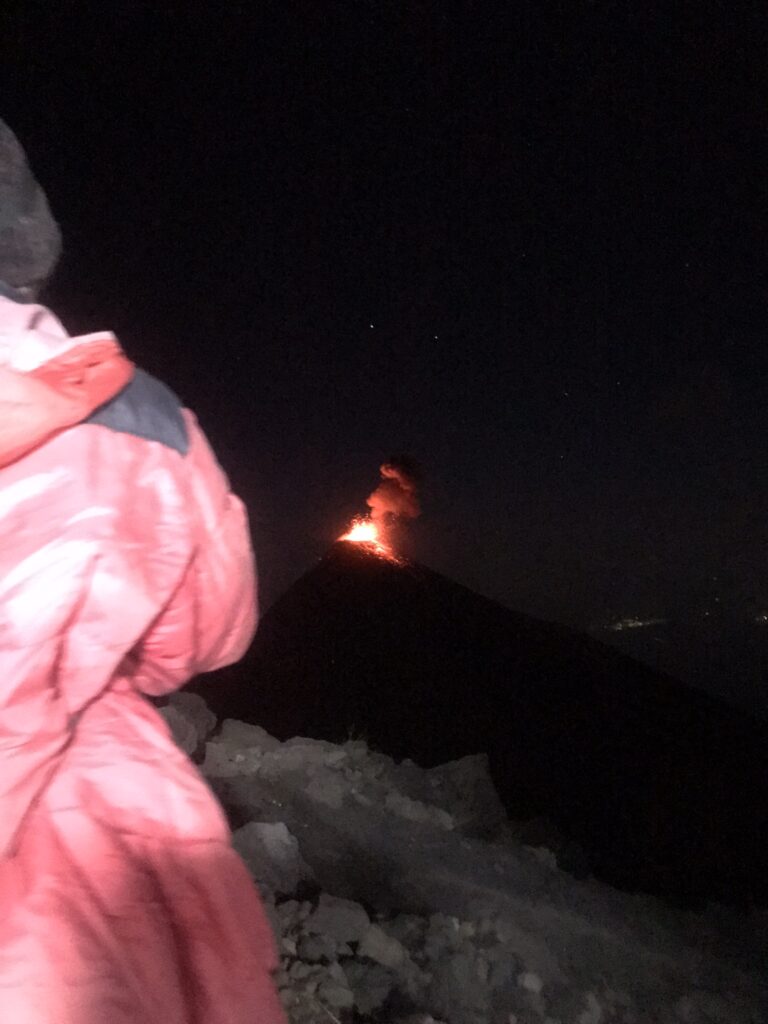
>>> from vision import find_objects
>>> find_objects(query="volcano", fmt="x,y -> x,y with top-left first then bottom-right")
193,541 -> 768,907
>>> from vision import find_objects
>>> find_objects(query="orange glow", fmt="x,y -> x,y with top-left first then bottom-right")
342,518 -> 380,544
339,516 -> 401,561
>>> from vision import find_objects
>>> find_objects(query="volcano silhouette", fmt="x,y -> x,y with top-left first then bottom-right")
193,541 -> 768,907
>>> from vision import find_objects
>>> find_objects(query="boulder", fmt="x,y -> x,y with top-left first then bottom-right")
231,821 -> 313,896
159,691 -> 217,757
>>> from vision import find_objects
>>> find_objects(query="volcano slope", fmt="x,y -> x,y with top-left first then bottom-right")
193,541 -> 768,908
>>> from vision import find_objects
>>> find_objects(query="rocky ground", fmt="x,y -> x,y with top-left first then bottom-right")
160,692 -> 768,1024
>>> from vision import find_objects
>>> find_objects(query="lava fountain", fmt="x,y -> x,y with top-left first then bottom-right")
339,516 -> 398,560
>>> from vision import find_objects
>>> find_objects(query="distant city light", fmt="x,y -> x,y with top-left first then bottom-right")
607,617 -> 668,632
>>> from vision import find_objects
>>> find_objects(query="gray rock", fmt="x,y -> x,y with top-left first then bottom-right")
379,913 -> 427,950
287,961 -> 322,984
577,991 -> 603,1024
385,791 -> 454,831
424,914 -> 465,959
277,737 -> 345,771
161,692 -> 218,756
169,691 -> 217,733
358,924 -> 407,969
296,933 -> 337,963
305,774 -> 346,809
219,718 -> 282,751
393,1018 -> 448,1024
317,978 -> 354,1011
425,754 -> 507,837
427,950 -> 493,1024
344,960 -> 394,1014
518,971 -> 544,995
159,705 -> 199,755
276,899 -> 313,931
204,722 -> 768,1024
202,739 -> 261,778
306,894 -> 371,944
231,821 -> 312,895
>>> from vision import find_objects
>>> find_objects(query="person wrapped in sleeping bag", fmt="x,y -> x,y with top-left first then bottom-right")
0,118 -> 285,1024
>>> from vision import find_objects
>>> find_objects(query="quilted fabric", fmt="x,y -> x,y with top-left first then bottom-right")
0,294 -> 284,1023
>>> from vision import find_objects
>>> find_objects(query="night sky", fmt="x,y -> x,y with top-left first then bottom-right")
6,4 -> 768,712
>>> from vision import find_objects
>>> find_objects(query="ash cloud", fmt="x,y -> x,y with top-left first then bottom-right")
366,454 -> 423,526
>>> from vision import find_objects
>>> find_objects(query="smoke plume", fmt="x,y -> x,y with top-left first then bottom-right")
366,454 -> 423,525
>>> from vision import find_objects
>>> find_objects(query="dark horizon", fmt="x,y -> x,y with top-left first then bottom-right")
6,4 -> 768,715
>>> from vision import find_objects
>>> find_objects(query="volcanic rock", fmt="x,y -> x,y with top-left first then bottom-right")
158,690 -> 217,757
162,696 -> 768,1024
231,821 -> 313,896
306,894 -> 371,945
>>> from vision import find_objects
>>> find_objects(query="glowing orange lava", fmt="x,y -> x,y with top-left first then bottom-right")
342,519 -> 380,544
339,517 -> 399,560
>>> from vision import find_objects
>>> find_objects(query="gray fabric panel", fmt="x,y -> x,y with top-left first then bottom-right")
86,368 -> 189,455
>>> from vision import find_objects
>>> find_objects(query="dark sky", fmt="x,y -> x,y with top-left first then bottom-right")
5,4 -> 768,706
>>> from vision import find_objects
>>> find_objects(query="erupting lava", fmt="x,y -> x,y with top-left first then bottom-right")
339,517 -> 399,561
339,456 -> 423,563
342,518 -> 381,545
